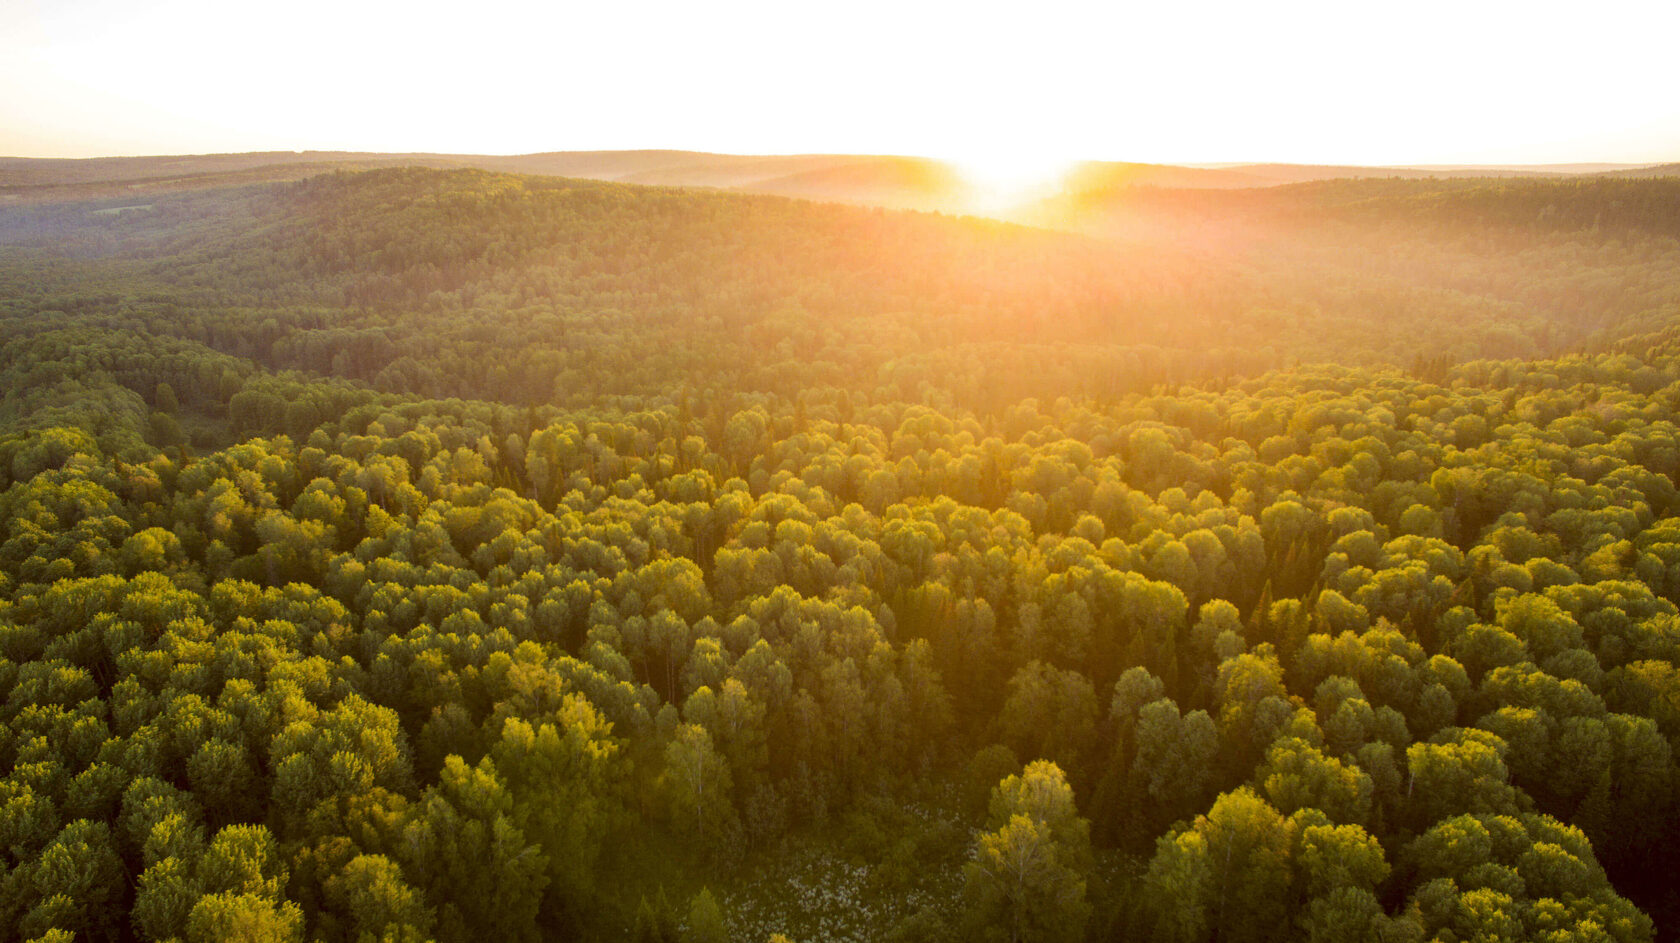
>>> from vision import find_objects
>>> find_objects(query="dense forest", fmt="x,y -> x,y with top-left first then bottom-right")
3,166 -> 1680,942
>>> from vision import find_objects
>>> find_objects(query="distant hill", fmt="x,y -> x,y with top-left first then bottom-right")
1060,162 -> 1275,191
1602,163 -> 1680,178
1020,173 -> 1680,250
1197,163 -> 1561,186
2,149 -> 1673,216
0,151 -> 466,187
0,150 -> 971,210
547,152 -> 972,210
1193,162 -> 1661,185
717,157 -> 967,209
0,152 -> 471,205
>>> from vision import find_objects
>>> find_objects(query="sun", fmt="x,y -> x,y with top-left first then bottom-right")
945,151 -> 1077,213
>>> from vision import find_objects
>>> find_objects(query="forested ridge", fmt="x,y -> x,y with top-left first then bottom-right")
3,167 -> 1680,942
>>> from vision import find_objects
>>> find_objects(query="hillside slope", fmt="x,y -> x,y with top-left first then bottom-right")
6,149 -> 1668,214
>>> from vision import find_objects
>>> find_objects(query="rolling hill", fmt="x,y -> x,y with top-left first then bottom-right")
4,149 -> 1670,216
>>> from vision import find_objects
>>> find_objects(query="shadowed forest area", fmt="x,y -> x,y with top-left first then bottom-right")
3,165 -> 1680,942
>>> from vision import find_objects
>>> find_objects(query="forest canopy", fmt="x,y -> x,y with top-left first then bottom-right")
2,166 -> 1680,942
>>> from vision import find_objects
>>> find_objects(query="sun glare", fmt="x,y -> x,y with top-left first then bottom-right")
946,152 -> 1076,212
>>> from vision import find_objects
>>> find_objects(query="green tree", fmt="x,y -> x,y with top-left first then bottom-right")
663,723 -> 736,847
683,888 -> 728,943
962,760 -> 1092,943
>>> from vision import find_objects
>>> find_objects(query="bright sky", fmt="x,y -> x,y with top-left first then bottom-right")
4,0 -> 1679,170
